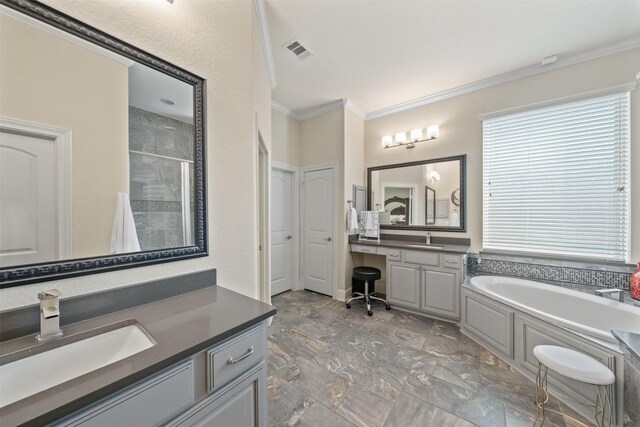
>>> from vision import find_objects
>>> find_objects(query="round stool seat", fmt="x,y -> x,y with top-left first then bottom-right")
533,345 -> 615,385
353,266 -> 381,282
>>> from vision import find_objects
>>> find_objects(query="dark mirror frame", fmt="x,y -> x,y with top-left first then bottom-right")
367,154 -> 466,232
0,0 -> 208,288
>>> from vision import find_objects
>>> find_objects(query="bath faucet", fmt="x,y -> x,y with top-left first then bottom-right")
594,288 -> 625,303
36,289 -> 63,341
425,233 -> 432,245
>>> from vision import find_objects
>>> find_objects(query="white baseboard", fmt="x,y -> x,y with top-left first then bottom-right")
335,287 -> 352,302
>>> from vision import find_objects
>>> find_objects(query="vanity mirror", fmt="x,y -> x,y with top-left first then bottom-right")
368,155 -> 465,231
0,0 -> 207,287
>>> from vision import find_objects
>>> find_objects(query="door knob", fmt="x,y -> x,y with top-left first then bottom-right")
286,235 -> 292,240
325,237 -> 332,241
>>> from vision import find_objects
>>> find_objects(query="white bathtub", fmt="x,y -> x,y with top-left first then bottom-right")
469,275 -> 640,344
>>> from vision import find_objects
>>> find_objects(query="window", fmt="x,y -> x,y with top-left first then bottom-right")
482,92 -> 630,262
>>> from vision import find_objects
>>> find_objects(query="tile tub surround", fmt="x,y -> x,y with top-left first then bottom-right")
466,253 -> 634,290
0,279 -> 275,426
268,290 -> 592,427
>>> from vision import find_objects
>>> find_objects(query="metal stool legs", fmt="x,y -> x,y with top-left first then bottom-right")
345,280 -> 390,316
534,362 -> 614,427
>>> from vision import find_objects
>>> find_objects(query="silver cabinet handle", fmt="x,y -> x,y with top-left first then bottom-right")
325,237 -> 332,241
227,346 -> 254,365
286,235 -> 292,240
446,260 -> 457,264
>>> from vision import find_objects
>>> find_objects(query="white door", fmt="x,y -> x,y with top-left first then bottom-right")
0,131 -> 57,267
270,169 -> 294,296
302,168 -> 334,296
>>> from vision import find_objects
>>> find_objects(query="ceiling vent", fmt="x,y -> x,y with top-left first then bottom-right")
283,39 -> 312,60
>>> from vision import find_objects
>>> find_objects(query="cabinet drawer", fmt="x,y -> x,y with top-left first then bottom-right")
442,254 -> 462,269
207,325 -> 265,393
351,244 -> 377,254
403,250 -> 439,266
386,249 -> 401,261
58,361 -> 194,426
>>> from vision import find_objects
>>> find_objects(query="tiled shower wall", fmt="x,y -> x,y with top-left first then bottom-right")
129,106 -> 194,251
466,254 -> 633,290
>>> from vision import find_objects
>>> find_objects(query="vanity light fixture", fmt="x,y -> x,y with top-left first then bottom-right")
429,171 -> 441,182
381,124 -> 439,149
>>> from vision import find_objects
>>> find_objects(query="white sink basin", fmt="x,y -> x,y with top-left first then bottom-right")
0,320 -> 155,408
407,244 -> 444,249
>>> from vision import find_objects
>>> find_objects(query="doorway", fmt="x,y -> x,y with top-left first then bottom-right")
257,133 -> 269,303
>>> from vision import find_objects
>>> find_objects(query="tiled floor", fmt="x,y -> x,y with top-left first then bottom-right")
267,290 -> 592,427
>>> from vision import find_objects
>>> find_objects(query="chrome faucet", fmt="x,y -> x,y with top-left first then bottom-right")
36,289 -> 63,341
425,233 -> 432,245
595,288 -> 625,303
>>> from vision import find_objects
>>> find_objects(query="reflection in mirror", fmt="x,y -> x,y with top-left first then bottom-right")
0,0 -> 206,285
368,155 -> 465,231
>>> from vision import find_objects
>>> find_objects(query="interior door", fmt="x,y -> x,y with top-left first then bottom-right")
270,168 -> 293,296
0,130 -> 57,267
302,168 -> 334,296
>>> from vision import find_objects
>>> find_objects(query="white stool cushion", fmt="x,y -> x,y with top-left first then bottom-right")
533,345 -> 615,386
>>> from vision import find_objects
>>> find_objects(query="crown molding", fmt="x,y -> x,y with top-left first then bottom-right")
297,99 -> 346,120
365,36 -> 640,121
345,99 -> 366,120
1,4 -> 134,67
271,100 -> 301,120
254,0 -> 277,89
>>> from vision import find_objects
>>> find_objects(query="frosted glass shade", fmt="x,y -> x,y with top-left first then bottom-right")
394,132 -> 407,144
410,128 -> 422,142
426,125 -> 439,139
381,135 -> 393,147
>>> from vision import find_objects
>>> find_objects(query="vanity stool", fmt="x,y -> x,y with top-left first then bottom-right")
533,345 -> 615,427
346,266 -> 390,316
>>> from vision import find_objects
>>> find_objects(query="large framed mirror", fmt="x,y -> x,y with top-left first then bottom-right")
0,0 -> 207,288
368,155 -> 466,232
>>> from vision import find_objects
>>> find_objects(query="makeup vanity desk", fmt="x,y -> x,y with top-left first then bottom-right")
350,239 -> 469,320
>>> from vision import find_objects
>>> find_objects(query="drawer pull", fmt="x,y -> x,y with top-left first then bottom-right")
446,260 -> 457,264
227,346 -> 254,365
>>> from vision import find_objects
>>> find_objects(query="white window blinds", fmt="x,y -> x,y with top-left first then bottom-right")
483,92 -> 630,262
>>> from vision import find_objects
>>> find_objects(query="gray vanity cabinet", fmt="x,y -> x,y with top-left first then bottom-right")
169,363 -> 267,427
387,261 -> 421,308
55,323 -> 268,427
421,268 -> 460,319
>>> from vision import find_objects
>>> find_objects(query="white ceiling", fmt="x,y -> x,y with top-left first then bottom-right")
129,63 -> 193,124
267,0 -> 640,117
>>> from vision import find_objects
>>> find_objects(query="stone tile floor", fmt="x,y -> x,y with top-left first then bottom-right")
267,290 -> 593,427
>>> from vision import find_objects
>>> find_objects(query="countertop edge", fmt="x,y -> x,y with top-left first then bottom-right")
349,239 -> 470,254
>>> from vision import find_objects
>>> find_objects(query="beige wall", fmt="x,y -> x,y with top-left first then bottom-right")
271,109 -> 300,166
365,47 -> 640,261
343,109 -> 365,293
0,13 -> 129,259
1,0 -> 271,310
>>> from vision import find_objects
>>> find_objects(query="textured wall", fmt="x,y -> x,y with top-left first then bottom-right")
1,0 -> 270,310
271,109 -> 301,166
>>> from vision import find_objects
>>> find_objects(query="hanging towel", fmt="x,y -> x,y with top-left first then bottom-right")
110,193 -> 141,254
348,207 -> 359,234
363,211 -> 375,231
450,209 -> 460,227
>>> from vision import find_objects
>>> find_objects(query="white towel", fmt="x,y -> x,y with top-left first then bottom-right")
347,207 -> 359,234
363,211 -> 374,231
110,193 -> 141,254
450,209 -> 460,227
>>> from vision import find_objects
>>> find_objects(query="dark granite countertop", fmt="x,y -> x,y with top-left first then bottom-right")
0,285 -> 276,427
350,239 -> 470,254
612,330 -> 640,360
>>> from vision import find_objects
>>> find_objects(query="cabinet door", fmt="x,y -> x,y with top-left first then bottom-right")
387,262 -> 420,309
422,269 -> 460,319
171,363 -> 267,427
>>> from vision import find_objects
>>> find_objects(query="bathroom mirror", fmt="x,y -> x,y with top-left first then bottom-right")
368,155 -> 466,231
0,0 -> 207,287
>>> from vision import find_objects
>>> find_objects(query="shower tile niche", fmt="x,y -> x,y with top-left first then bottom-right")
129,106 -> 194,251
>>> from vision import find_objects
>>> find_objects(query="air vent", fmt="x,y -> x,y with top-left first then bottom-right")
283,39 -> 312,60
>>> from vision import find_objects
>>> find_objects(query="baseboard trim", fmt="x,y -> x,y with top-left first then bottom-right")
335,287 -> 352,302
